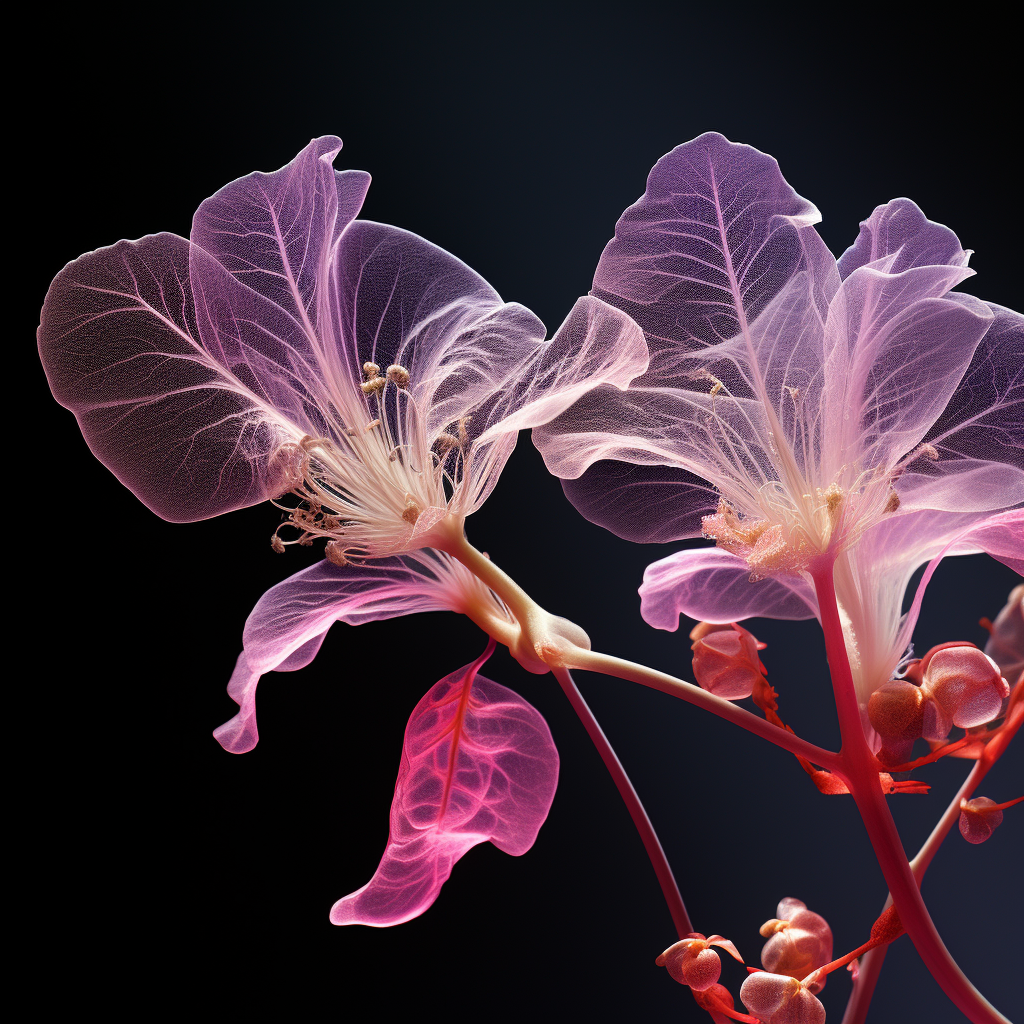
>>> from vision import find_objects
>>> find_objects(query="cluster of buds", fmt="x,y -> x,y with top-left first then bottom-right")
690,622 -> 768,700
868,643 -> 1010,765
656,899 -> 833,1023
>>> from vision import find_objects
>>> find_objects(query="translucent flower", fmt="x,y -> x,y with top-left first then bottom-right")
534,132 -> 1023,708
38,137 -> 648,750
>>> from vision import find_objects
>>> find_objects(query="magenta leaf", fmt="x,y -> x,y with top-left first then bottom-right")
331,641 -> 559,927
215,551 -> 509,754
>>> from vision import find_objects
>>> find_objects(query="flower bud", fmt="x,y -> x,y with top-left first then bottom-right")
959,796 -> 1005,844
759,898 -> 832,995
920,645 -> 1009,731
656,933 -> 743,991
739,972 -> 825,1024
691,623 -> 766,700
867,679 -> 925,762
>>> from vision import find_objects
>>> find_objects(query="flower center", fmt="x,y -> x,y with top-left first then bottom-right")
268,362 -> 472,562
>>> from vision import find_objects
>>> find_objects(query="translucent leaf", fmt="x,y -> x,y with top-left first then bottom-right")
331,643 -> 558,926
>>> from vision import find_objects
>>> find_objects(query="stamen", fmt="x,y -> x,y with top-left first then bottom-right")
362,361 -> 381,379
386,364 -> 410,388
360,377 -> 386,396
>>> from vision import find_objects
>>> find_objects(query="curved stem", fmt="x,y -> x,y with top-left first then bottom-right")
812,562 -> 1008,1024
844,706 -> 1021,1024
570,647 -> 843,772
552,666 -> 692,939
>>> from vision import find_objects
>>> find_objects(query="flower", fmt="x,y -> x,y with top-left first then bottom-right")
38,137 -> 648,749
534,132 -> 1023,710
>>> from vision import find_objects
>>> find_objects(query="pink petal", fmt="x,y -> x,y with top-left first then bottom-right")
640,548 -> 817,631
895,509 -> 1024,660
38,233 -> 293,522
330,643 -> 559,927
214,552 -> 481,753
837,198 -> 971,279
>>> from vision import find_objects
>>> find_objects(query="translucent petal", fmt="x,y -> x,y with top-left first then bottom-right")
214,552 -> 485,753
640,547 -> 817,630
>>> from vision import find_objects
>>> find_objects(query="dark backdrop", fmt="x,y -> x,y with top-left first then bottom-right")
26,4 -> 1020,1021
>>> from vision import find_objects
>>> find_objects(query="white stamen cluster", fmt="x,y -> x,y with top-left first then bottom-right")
268,361 -> 473,561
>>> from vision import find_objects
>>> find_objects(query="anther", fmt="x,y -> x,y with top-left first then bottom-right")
402,499 -> 422,525
360,377 -> 386,395
270,535 -> 286,554
362,361 -> 381,379
386,364 -> 410,388
365,419 -> 381,432
884,489 -> 900,514
433,432 -> 459,454
325,540 -> 349,567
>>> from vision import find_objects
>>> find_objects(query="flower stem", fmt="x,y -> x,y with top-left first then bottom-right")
570,648 -> 843,772
811,562 -> 1009,1024
552,665 -> 693,939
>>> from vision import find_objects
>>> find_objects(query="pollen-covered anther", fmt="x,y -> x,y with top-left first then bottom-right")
402,499 -> 422,525
270,534 -> 286,554
360,376 -> 386,395
266,441 -> 309,498
884,489 -> 901,514
386,364 -> 410,388
362,361 -> 381,379
324,540 -> 349,568
433,432 -> 460,455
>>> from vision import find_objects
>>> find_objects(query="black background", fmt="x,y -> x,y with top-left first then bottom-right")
26,3 -> 1021,1021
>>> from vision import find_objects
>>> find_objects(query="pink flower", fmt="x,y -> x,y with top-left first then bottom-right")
38,138 -> 648,751
534,132 -> 1023,708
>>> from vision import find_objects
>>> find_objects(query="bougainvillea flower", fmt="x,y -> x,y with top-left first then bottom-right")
534,132 -> 1023,708
38,137 -> 648,747
331,640 -> 559,926
758,898 -> 832,994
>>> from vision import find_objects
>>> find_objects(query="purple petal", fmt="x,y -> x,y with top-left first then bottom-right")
819,263 -> 992,477
640,547 -> 818,630
331,644 -> 558,927
191,136 -> 369,341
214,553 -> 482,754
593,132 -> 823,358
903,303 -> 1024,510
837,198 -> 970,279
38,233 -> 292,522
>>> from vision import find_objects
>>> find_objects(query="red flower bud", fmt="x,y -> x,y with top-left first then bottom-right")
758,898 -> 832,994
959,796 -> 1005,844
691,623 -> 766,700
739,972 -> 825,1024
920,645 -> 1009,731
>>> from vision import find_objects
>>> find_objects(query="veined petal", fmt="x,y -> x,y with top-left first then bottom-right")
837,198 -> 971,279
640,547 -> 818,630
820,263 -> 992,478
38,233 -> 296,522
330,644 -> 558,927
214,551 -> 505,753
191,136 -> 370,360
903,303 -> 1024,507
593,131 -> 825,363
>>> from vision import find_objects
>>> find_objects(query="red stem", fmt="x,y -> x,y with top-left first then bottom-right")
552,666 -> 693,940
811,562 -> 1008,1024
